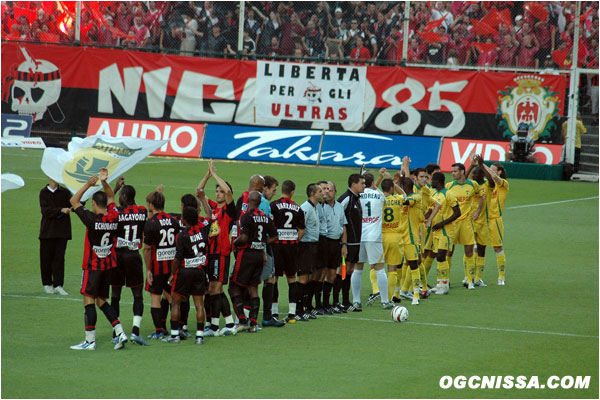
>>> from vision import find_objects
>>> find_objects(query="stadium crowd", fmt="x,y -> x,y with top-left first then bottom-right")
57,152 -> 510,350
2,1 -> 598,69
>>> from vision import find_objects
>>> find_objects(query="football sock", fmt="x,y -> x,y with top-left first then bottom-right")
375,268 -> 388,303
203,295 -> 211,327
437,260 -> 449,281
84,304 -> 97,342
110,295 -> 120,318
296,282 -> 306,315
418,263 -> 428,291
231,295 -> 246,324
132,296 -> 143,336
170,320 -> 179,338
447,255 -> 453,272
423,256 -> 435,275
304,280 -> 315,311
273,283 -> 279,305
160,298 -> 169,331
332,275 -> 342,304
210,296 -> 221,331
180,298 -> 190,328
496,252 -> 506,279
314,280 -> 323,309
150,307 -> 162,332
323,281 -> 333,307
387,271 -> 398,301
351,269 -> 362,303
249,297 -> 260,326
401,265 -> 412,293
220,293 -> 235,328
410,267 -> 421,297
369,268 -> 379,294
463,255 -> 468,280
262,282 -> 274,321
99,303 -> 124,336
341,274 -> 351,305
272,302 -> 279,318
466,255 -> 475,283
196,322 -> 205,337
132,315 -> 142,336
475,255 -> 485,281
288,282 -> 297,317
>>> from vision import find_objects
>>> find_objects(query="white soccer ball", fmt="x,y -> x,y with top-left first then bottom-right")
391,305 -> 408,322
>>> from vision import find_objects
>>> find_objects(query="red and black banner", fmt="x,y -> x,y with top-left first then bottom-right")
1,42 -> 566,142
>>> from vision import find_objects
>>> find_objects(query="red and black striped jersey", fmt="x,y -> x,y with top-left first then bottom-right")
270,197 -> 306,245
207,199 -> 235,255
232,191 -> 251,238
174,223 -> 211,270
115,204 -> 147,253
237,208 -> 278,251
74,203 -> 119,271
143,211 -> 181,275
170,213 -> 210,230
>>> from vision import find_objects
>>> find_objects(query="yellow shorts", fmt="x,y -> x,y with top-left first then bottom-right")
402,243 -> 419,261
382,234 -> 403,265
473,220 -> 490,246
433,232 -> 453,252
422,225 -> 434,251
488,218 -> 504,247
452,218 -> 475,246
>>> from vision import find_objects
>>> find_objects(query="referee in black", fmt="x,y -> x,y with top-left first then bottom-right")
39,177 -> 72,295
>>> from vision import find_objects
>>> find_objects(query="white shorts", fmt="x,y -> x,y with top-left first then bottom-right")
358,241 -> 385,265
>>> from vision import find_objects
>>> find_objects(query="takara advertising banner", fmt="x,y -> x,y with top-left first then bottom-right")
439,138 -> 564,171
1,43 -> 566,142
201,124 -> 441,169
87,117 -> 205,158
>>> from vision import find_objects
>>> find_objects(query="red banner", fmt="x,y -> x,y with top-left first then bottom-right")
87,118 -> 204,158
1,42 -> 566,143
439,138 -> 564,171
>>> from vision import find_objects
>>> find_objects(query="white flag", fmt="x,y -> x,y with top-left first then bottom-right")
1,173 -> 25,192
41,134 -> 167,201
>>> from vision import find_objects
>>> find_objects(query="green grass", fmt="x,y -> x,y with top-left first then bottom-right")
1,147 -> 598,398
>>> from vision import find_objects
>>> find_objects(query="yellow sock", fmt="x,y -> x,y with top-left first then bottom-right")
387,271 -> 398,301
419,263 -> 428,291
463,254 -> 468,280
424,256 -> 435,275
410,267 -> 421,297
401,265 -> 412,292
369,268 -> 379,294
437,260 -> 449,282
465,255 -> 475,282
447,255 -> 453,272
475,256 -> 486,281
497,253 -> 506,279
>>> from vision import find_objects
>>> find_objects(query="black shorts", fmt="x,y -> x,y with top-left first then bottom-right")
326,238 -> 342,269
346,244 -> 360,263
145,272 -> 171,295
273,244 -> 298,277
317,235 -> 328,269
80,269 -> 110,299
231,249 -> 264,287
207,254 -> 231,284
172,267 -> 206,297
110,251 -> 144,288
298,242 -> 318,276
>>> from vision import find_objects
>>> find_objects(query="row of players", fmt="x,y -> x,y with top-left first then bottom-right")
68,155 -> 508,349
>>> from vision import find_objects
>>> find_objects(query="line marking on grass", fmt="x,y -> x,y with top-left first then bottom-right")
506,196 -> 599,210
4,293 -> 597,339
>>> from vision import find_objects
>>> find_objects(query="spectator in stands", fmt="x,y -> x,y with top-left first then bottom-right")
383,25 -> 401,63
560,21 -> 574,50
178,10 -> 199,54
242,29 -> 256,60
517,34 -> 539,68
447,48 -> 460,69
534,14 -> 556,66
131,13 -> 150,48
145,1 -> 164,47
265,35 -> 283,58
245,7 -> 261,42
497,33 -> 519,67
350,35 -> 370,64
100,16 -> 117,46
302,19 -> 322,57
20,23 -> 33,41
254,8 -> 280,55
325,25 -> 344,60
447,29 -> 468,65
116,2 -> 133,35
476,37 -> 498,67
365,24 -> 379,60
431,2 -> 453,30
343,18 -> 364,57
514,15 -> 524,35
281,11 -> 305,55
206,24 -> 229,56
425,28 -> 445,65
407,37 -> 424,63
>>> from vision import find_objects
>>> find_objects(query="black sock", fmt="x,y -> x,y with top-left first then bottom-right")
220,293 -> 234,328
160,298 -> 169,331
273,282 -> 279,303
132,296 -> 143,336
170,319 -> 179,337
99,302 -> 120,327
211,295 -> 221,331
110,296 -> 120,319
204,294 -> 211,324
288,282 -> 297,317
262,282 -> 274,321
197,322 -> 204,333
296,282 -> 306,315
342,275 -> 351,305
323,281 -> 333,307
249,297 -> 260,326
332,275 -> 342,305
151,307 -> 163,333
314,280 -> 323,308
180,299 -> 190,328
304,281 -> 314,311
231,295 -> 246,324
84,304 -> 97,338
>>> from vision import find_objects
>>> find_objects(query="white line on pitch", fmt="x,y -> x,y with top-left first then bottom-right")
3,293 -> 597,339
506,196 -> 598,210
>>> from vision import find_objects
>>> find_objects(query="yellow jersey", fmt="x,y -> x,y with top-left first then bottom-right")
400,192 -> 422,245
446,179 -> 479,222
488,179 -> 509,219
474,180 -> 492,224
415,183 -> 432,218
428,188 -> 458,232
382,194 -> 404,234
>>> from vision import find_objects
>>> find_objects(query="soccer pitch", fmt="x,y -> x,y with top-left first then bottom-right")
1,147 -> 598,399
